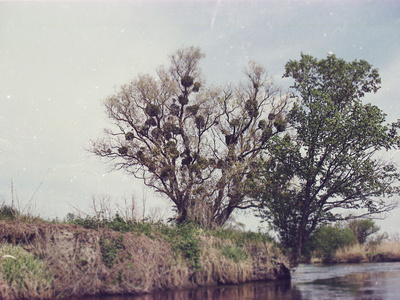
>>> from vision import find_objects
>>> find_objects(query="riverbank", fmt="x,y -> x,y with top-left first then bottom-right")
0,220 -> 290,299
310,241 -> 400,264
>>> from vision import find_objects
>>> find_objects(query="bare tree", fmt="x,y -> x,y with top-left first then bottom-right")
91,46 -> 288,227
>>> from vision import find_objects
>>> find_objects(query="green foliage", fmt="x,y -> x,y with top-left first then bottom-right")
306,225 -> 356,262
221,245 -> 247,263
0,244 -> 52,290
99,234 -> 125,268
250,53 -> 400,264
0,205 -> 19,221
208,227 -> 272,247
67,213 -> 155,237
160,223 -> 201,270
347,219 -> 380,244
207,228 -> 274,263
0,202 -> 46,223
129,221 -> 155,238
68,214 -> 100,230
112,270 -> 124,285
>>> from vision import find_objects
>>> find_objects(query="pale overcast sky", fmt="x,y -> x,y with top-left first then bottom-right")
1,0 -> 399,234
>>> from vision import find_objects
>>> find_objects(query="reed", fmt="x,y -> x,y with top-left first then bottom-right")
328,241 -> 400,263
334,243 -> 367,263
368,241 -> 400,262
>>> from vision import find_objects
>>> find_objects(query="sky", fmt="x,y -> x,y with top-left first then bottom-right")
1,0 -> 400,234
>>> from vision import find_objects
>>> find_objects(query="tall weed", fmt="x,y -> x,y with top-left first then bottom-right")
0,243 -> 53,299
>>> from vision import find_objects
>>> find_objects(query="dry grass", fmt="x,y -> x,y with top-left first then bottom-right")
374,241 -> 400,254
194,235 -> 288,285
196,236 -> 253,285
0,221 -> 289,299
330,241 -> 400,264
368,241 -> 400,262
334,243 -> 368,263
309,256 -> 323,264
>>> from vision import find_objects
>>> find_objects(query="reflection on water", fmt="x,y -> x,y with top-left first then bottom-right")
72,262 -> 400,300
73,281 -> 302,300
293,263 -> 400,300
127,280 -> 301,300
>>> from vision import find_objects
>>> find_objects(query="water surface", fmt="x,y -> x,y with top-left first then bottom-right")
72,262 -> 400,300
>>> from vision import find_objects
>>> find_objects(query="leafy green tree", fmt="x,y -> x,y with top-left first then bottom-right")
347,219 -> 380,244
91,47 -> 288,228
249,53 -> 400,264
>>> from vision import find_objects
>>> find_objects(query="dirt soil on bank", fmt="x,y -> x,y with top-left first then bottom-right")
0,221 -> 290,299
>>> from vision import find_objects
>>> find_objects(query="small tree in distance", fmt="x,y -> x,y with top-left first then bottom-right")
249,53 -> 400,264
91,46 -> 289,228
347,219 -> 380,244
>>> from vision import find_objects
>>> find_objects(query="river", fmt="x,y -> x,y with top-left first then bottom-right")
72,262 -> 400,300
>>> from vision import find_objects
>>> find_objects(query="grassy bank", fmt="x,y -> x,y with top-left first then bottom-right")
310,241 -> 400,264
0,213 -> 289,299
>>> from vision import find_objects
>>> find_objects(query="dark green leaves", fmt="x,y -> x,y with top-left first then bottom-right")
253,53 -> 399,264
284,53 -> 381,108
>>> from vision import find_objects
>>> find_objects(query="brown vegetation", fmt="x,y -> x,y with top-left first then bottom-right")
311,241 -> 400,264
0,221 -> 290,299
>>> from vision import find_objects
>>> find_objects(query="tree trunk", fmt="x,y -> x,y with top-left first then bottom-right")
291,221 -> 307,267
174,207 -> 188,224
212,206 -> 234,228
291,241 -> 303,267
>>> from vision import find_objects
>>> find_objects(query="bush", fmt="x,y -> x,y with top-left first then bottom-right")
0,205 -> 19,221
208,227 -> 272,247
306,225 -> 356,262
67,212 -> 156,237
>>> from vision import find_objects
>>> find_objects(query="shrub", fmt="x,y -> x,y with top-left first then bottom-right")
0,205 -> 19,221
67,212 -> 156,237
306,225 -> 356,262
208,227 -> 272,247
